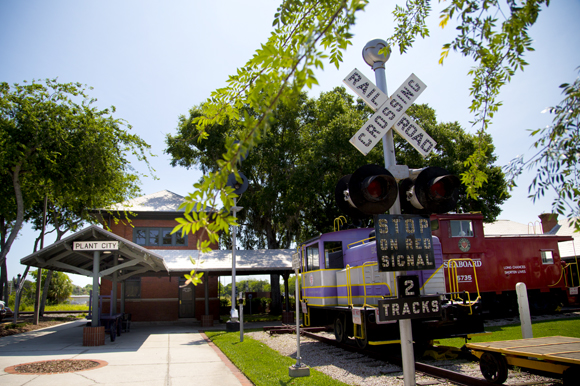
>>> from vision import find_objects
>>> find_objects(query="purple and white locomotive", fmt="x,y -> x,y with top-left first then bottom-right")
297,227 -> 485,348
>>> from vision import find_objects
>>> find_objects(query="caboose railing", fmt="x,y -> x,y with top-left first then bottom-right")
446,258 -> 481,315
564,257 -> 579,289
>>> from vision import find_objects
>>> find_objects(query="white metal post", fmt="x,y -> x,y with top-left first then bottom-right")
231,197 -> 238,321
364,39 -> 415,386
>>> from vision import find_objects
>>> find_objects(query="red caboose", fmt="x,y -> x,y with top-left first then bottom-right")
431,213 -> 573,315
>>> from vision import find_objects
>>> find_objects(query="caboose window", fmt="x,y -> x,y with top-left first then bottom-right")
324,241 -> 343,269
450,220 -> 474,237
541,250 -> 554,264
306,245 -> 320,271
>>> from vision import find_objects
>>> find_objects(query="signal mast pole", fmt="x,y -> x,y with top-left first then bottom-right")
362,39 -> 416,386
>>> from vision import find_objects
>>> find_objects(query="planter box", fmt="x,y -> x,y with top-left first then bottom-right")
83,326 -> 105,346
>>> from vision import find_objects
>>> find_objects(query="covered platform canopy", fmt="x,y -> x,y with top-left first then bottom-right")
20,225 -> 169,325
20,224 -> 169,280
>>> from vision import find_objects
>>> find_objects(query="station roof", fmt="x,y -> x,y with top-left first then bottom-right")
483,217 -> 579,259
20,225 -> 169,281
483,219 -> 533,236
161,249 -> 295,276
92,190 -> 214,221
20,224 -> 295,279
106,190 -> 187,212
552,218 -> 580,259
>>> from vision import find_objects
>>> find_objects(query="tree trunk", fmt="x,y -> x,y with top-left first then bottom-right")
13,266 -> 30,323
40,270 -> 53,315
0,163 -> 26,272
0,260 -> 7,302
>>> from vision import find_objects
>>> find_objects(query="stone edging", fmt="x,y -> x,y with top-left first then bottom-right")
199,331 -> 253,386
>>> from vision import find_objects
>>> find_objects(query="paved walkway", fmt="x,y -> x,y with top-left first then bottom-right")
0,320 -> 273,386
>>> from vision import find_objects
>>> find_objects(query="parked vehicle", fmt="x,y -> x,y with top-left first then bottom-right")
0,300 -> 14,322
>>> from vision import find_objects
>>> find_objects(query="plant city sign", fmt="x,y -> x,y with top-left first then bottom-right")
73,241 -> 119,251
343,69 -> 436,157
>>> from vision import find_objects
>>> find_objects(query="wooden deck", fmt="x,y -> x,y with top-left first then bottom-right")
466,336 -> 580,366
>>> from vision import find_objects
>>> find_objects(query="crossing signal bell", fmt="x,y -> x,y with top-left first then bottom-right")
226,172 -> 249,195
335,164 -> 398,219
399,167 -> 460,214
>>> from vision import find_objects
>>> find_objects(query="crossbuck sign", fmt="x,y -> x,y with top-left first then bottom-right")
343,69 -> 436,157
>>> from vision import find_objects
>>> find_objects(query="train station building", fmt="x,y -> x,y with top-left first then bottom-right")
20,190 -> 295,323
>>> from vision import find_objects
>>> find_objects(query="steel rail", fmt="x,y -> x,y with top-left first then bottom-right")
299,331 -> 494,386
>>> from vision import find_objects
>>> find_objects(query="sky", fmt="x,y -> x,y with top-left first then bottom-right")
2,0 -> 579,287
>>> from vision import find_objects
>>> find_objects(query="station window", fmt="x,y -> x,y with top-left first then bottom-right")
541,250 -> 554,265
125,277 -> 141,299
324,241 -> 343,269
306,245 -> 320,271
450,220 -> 474,237
134,227 -> 187,247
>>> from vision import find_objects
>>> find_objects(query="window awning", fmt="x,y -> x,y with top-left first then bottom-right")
20,225 -> 169,281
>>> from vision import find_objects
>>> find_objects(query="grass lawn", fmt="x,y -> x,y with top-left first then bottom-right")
205,318 -> 580,384
19,304 -> 89,312
436,317 -> 580,348
205,330 -> 348,386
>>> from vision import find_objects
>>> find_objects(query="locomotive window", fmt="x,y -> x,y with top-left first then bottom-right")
431,220 -> 439,231
541,250 -> 554,264
324,241 -> 343,269
306,245 -> 320,271
450,220 -> 474,237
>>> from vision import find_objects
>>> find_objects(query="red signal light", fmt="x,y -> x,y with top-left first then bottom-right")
366,178 -> 385,199
399,167 -> 460,214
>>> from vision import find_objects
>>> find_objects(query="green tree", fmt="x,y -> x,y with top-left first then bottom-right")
505,69 -> 580,230
168,88 -> 508,248
30,270 -> 73,304
0,79 -> 153,301
168,0 -> 550,251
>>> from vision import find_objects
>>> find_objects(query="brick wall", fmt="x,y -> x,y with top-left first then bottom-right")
98,212 -> 219,321
101,275 -> 220,321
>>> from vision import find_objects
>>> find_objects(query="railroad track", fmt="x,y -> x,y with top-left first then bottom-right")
264,325 -> 544,385
297,330 -> 494,386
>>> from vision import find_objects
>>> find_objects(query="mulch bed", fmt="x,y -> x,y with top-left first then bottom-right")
0,316 -> 80,338
5,359 -> 107,374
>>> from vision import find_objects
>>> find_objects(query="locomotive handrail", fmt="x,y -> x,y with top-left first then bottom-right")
347,237 -> 376,249
446,258 -> 482,315
361,261 -> 393,307
346,264 -> 353,307
334,216 -> 347,232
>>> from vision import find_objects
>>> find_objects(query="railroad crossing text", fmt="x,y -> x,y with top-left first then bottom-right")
378,295 -> 441,321
374,214 -> 435,272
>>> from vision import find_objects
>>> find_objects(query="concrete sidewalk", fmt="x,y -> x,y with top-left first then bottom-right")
0,319 -> 271,386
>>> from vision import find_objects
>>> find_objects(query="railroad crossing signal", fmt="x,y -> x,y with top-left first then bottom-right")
343,69 -> 436,157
